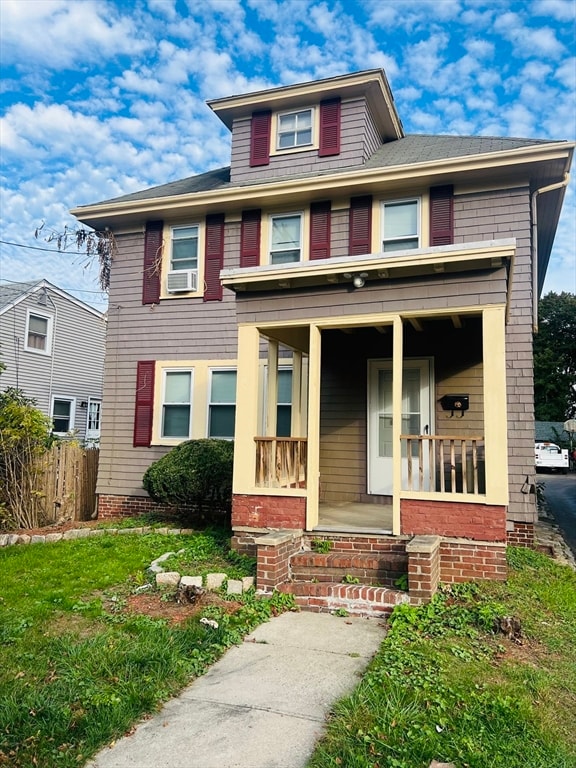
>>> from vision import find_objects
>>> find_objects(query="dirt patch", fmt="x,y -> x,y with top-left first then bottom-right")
123,590 -> 243,625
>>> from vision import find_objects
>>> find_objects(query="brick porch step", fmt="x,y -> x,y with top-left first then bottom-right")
277,581 -> 410,618
290,551 -> 407,588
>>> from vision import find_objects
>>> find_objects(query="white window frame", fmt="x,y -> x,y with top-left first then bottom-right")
276,108 -> 314,150
86,398 -> 102,444
25,310 -> 53,355
161,368 -> 194,440
51,397 -> 76,435
207,368 -> 237,440
381,197 -> 421,252
269,212 -> 303,265
170,224 -> 199,271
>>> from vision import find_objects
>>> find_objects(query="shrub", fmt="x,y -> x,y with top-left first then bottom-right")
142,439 -> 234,522
0,388 -> 55,529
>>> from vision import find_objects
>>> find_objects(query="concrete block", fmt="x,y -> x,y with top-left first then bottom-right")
31,535 -> 46,544
227,579 -> 243,595
206,573 -> 227,590
242,576 -> 255,591
180,575 -> 203,588
156,572 -> 181,587
45,533 -> 63,543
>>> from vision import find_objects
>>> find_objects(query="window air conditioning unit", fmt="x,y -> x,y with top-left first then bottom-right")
166,270 -> 197,293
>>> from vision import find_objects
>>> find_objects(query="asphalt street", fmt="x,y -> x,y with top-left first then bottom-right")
539,472 -> 576,558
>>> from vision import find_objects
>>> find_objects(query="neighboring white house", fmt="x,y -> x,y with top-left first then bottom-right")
0,280 -> 106,444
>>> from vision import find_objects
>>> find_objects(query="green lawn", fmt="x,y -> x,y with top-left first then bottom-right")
308,547 -> 576,768
0,527 -> 290,768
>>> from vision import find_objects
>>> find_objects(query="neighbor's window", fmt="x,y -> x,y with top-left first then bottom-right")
162,370 -> 193,439
270,214 -> 302,264
171,225 -> 199,271
277,109 -> 313,149
382,199 -> 420,252
208,370 -> 237,439
26,313 -> 51,352
52,399 -> 74,434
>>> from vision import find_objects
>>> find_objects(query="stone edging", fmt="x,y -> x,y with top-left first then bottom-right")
0,526 -> 194,548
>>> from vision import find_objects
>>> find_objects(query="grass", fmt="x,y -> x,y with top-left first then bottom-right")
0,525 -> 293,768
308,547 -> 576,768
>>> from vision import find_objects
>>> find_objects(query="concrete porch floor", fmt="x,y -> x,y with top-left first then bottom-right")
315,501 -> 393,534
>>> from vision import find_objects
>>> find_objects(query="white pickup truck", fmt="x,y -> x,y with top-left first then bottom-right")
535,442 -> 569,474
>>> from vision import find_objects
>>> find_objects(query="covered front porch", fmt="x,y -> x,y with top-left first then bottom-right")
232,305 -> 509,539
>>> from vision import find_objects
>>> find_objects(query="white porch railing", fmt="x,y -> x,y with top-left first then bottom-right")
255,437 -> 307,488
401,435 -> 486,495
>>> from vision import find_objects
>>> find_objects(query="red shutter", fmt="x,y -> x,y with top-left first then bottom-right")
430,185 -> 454,246
310,201 -> 331,260
143,221 -> 163,305
133,360 -> 155,447
204,213 -> 225,302
240,209 -> 261,267
349,196 -> 372,256
319,98 -> 341,157
250,111 -> 271,167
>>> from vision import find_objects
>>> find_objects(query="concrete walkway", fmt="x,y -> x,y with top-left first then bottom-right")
86,611 -> 386,768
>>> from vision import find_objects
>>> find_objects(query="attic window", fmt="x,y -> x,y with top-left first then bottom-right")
277,109 -> 313,150
25,311 -> 52,354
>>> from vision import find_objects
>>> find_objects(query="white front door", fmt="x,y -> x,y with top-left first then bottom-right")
368,359 -> 432,495
86,399 -> 102,444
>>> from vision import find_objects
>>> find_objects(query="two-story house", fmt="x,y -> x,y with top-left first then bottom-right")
0,280 -> 106,444
71,70 -> 573,612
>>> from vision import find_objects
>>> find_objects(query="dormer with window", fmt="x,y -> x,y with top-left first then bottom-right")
208,69 -> 403,184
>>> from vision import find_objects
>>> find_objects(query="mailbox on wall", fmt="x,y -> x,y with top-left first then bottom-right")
439,394 -> 469,414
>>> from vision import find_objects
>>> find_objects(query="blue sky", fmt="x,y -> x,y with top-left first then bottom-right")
1,0 -> 575,310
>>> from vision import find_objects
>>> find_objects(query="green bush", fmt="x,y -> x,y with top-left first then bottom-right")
142,439 -> 234,522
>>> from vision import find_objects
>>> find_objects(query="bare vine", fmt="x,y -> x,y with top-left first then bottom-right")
35,222 -> 117,291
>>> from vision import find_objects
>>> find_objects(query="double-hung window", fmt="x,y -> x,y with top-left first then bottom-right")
162,370 -> 193,439
276,369 -> 293,437
208,370 -> 237,439
270,214 -> 302,264
52,398 -> 75,434
171,226 -> 198,271
277,109 -> 313,150
26,312 -> 51,353
382,199 -> 420,252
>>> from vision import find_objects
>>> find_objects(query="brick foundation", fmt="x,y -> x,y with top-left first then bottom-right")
439,540 -> 507,582
232,494 -> 306,529
401,499 -> 507,541
506,521 -> 535,547
97,494 -> 175,519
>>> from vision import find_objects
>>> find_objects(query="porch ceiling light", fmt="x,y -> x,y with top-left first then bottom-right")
343,272 -> 368,288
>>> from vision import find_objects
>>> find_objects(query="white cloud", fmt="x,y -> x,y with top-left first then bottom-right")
494,12 -> 566,58
0,0 -> 151,70
532,0 -> 576,22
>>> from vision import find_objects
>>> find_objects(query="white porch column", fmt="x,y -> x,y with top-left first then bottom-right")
266,340 -> 278,436
482,306 -> 509,504
392,316 -> 403,535
307,325 -> 321,529
233,325 -> 260,494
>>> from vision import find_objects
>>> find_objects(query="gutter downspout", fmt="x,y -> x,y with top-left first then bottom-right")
530,173 -> 570,333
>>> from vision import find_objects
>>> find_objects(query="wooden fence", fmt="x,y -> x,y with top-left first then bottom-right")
35,444 -> 99,523
255,437 -> 307,488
